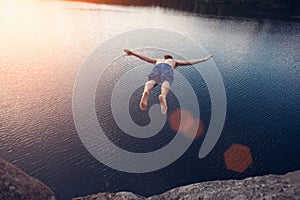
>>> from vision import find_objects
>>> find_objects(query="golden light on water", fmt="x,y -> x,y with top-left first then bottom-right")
0,0 -> 48,35
0,0 -> 77,119
0,0 -> 73,58
0,0 -> 38,19
0,0 -> 71,32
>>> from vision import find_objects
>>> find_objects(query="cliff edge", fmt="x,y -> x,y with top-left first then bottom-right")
73,170 -> 300,200
0,158 -> 56,200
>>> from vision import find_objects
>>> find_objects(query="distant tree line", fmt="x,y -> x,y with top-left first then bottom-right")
69,0 -> 300,20
70,0 -> 194,9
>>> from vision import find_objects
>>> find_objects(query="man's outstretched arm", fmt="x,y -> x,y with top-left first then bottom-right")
175,55 -> 213,67
124,49 -> 157,64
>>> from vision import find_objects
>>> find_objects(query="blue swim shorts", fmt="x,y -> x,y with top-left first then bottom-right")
148,63 -> 174,85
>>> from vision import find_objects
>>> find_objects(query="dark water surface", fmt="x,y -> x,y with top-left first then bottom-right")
0,1 -> 299,199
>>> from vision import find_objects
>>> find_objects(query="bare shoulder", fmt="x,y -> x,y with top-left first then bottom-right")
156,58 -> 165,63
173,59 -> 185,68
169,59 -> 177,68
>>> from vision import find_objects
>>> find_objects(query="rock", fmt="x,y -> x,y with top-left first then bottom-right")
0,158 -> 56,200
73,170 -> 300,200
73,191 -> 145,200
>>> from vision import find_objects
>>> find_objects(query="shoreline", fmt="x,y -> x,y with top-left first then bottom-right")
63,0 -> 300,22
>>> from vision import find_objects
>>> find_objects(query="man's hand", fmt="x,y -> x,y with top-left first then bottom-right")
124,49 -> 133,56
123,49 -> 156,63
204,55 -> 213,61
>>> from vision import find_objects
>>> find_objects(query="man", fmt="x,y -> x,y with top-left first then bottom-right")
124,49 -> 213,114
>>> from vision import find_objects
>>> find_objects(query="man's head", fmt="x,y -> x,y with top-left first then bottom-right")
164,55 -> 173,59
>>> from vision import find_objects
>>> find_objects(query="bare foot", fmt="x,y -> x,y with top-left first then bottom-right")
139,91 -> 149,111
159,95 -> 167,114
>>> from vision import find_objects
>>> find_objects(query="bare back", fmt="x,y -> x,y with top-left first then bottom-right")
155,58 -> 177,69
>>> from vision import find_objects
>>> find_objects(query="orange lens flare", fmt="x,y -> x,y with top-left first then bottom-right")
224,144 -> 253,173
168,108 -> 204,140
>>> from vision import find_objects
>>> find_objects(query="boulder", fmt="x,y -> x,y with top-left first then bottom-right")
0,158 -> 56,200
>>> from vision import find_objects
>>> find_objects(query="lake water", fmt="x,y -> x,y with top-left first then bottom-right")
0,1 -> 299,199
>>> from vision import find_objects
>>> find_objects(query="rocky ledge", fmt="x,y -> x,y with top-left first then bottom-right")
73,170 -> 300,200
0,158 -> 56,200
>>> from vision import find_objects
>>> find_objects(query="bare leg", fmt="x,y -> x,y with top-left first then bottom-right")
159,81 -> 170,114
140,80 -> 156,111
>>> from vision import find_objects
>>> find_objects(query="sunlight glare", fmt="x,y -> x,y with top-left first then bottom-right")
0,0 -> 40,22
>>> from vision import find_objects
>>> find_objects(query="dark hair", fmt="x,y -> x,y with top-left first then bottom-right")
164,55 -> 173,59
